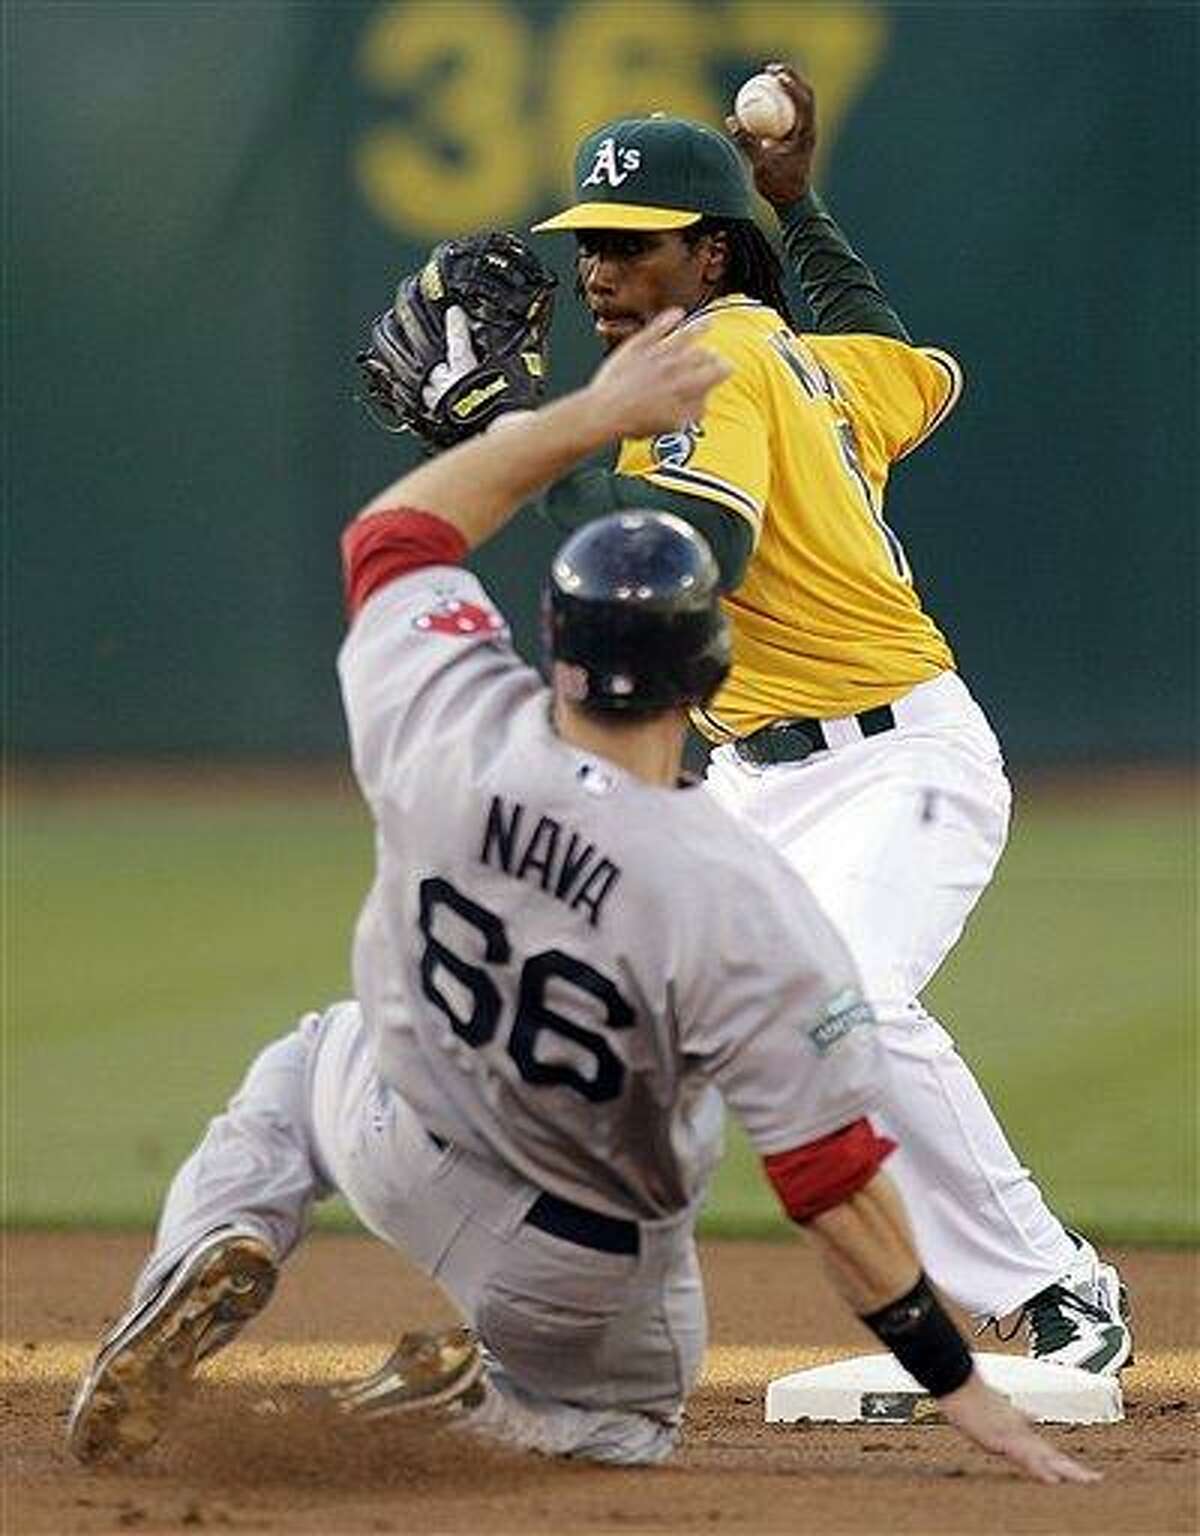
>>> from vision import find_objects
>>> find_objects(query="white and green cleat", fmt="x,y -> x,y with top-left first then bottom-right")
1021,1239 -> 1133,1376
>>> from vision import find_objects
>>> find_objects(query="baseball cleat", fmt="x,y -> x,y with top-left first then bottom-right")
67,1227 -> 277,1464
330,1326 -> 484,1418
1020,1239 -> 1133,1375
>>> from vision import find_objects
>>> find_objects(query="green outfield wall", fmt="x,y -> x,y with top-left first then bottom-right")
8,1 -> 1196,760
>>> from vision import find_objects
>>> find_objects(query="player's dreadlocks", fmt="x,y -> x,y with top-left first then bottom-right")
684,217 -> 795,329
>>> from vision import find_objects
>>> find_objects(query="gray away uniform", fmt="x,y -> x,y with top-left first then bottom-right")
136,559 -> 883,1464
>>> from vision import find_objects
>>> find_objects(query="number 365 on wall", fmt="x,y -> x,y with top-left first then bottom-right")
354,0 -> 888,238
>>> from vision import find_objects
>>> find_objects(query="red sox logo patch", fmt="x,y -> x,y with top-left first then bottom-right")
413,598 -> 504,637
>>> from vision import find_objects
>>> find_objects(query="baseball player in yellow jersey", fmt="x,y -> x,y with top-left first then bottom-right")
618,308 -> 960,732
531,65 -> 1132,1373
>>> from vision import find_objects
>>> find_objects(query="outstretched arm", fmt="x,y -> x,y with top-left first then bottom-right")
798,1168 -> 1100,1485
727,65 -> 910,341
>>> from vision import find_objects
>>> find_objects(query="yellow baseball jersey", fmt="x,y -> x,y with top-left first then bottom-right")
616,296 -> 962,739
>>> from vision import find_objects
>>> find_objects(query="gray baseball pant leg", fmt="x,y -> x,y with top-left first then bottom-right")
133,1002 -> 701,1465
309,1000 -> 704,1465
132,1006 -> 337,1301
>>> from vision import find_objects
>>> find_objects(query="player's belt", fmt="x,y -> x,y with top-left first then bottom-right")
734,704 -> 896,766
526,1192 -> 640,1255
427,1131 -> 640,1255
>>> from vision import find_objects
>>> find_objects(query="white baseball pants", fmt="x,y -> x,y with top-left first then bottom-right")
706,670 -> 1077,1318
137,1000 -> 701,1464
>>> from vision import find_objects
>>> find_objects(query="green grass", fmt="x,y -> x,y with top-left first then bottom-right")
5,787 -> 372,1228
5,775 -> 1196,1242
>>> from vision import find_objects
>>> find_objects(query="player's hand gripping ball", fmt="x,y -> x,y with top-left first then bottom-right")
357,232 -> 557,449
734,73 -> 797,140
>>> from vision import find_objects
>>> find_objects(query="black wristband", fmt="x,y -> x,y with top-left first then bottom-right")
861,1274 -> 974,1398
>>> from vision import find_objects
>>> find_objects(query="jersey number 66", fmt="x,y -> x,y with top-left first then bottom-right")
418,876 -> 635,1104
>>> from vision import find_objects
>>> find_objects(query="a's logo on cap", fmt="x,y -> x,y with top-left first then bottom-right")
581,136 -> 643,190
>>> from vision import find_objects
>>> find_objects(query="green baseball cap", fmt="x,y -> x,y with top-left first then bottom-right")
532,116 -> 755,232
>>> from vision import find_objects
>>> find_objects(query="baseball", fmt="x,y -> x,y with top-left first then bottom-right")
734,74 -> 796,140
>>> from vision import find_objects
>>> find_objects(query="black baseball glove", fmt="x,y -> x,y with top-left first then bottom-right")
357,231 -> 557,448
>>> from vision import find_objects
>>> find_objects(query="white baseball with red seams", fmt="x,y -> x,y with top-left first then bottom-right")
735,74 -> 796,140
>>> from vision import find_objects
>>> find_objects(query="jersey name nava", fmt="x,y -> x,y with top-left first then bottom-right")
618,296 -> 963,733
481,793 -> 621,926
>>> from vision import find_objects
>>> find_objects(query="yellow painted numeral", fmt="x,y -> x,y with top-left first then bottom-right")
354,1 -> 890,237
355,2 -> 534,237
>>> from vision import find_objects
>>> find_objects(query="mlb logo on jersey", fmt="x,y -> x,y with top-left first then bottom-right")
413,597 -> 504,637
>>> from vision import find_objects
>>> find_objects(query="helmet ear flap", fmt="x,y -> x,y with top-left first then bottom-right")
547,512 -> 729,715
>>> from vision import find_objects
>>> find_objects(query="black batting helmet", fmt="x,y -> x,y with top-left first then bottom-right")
545,511 -> 731,715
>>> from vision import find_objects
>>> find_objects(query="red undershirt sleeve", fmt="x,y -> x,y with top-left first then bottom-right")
341,508 -> 469,620
762,1117 -> 896,1224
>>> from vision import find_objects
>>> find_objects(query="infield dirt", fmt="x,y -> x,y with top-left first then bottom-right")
4,1234 -> 1196,1535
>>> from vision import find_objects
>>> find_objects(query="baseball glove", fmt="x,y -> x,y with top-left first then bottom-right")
357,231 -> 557,448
